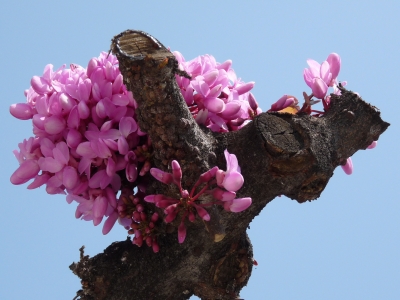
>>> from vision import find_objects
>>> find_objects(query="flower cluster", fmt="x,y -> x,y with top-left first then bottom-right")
10,53 -> 146,234
10,51 -> 257,248
267,52 -> 376,175
174,52 -> 262,132
144,150 -> 251,243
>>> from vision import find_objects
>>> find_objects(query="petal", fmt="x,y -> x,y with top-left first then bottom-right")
10,160 -> 40,185
126,164 -> 138,182
171,160 -> 182,185
150,168 -> 173,184
341,157 -> 353,175
367,141 -> 377,149
67,106 -> 80,129
27,173 -> 51,189
63,166 -> 79,190
102,211 -> 118,235
320,61 -> 332,85
306,59 -> 321,77
204,97 -> 225,113
235,81 -> 255,95
31,76 -> 51,95
228,197 -> 252,212
311,78 -> 328,99
178,221 -> 187,243
44,115 -> 66,135
76,142 -> 97,158
222,171 -> 244,192
93,196 -> 108,218
119,117 -> 138,137
326,53 -> 341,79
38,157 -> 64,173
219,102 -> 241,119
10,103 -> 34,120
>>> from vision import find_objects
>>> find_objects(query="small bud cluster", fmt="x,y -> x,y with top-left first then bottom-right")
145,150 -> 251,244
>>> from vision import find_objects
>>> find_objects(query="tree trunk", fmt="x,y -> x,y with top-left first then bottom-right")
70,30 -> 389,300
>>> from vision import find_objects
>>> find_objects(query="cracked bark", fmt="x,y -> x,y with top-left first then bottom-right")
70,30 -> 389,300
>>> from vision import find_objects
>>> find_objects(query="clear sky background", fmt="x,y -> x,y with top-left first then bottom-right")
1,1 -> 399,299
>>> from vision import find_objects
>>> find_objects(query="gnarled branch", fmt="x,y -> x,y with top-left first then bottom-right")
71,30 -> 389,300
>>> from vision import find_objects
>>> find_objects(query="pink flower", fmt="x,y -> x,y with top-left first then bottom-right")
303,53 -> 341,99
216,150 -> 244,192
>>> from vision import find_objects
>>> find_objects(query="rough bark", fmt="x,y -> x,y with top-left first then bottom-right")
70,30 -> 389,300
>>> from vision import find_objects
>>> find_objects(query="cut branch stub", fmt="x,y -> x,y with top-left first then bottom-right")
111,30 -> 215,188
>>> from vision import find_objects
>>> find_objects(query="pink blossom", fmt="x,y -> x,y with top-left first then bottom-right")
303,53 -> 341,99
217,150 -> 244,192
341,158 -> 353,175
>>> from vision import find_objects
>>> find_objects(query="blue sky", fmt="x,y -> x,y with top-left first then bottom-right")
1,1 -> 399,299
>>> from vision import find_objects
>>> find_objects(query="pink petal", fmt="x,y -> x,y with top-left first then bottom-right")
119,117 -> 138,137
66,129 -> 82,148
63,166 -> 79,190
54,142 -> 69,165
235,81 -> 255,95
320,61 -> 332,85
211,188 -> 236,201
78,100 -> 90,119
311,78 -> 328,99
10,103 -> 34,120
341,157 -> 353,175
67,106 -> 80,129
216,59 -> 232,71
150,168 -> 173,184
367,141 -> 377,149
326,53 -> 341,80
87,58 -> 98,78
178,221 -> 187,243
31,76 -> 51,95
112,94 -> 130,106
10,160 -> 40,185
44,115 -> 66,135
40,138 -> 55,157
91,139 -> 111,158
102,211 -> 118,235
112,74 -> 123,94
306,59 -> 320,77
171,160 -> 182,185
208,84 -> 222,98
204,97 -> 225,113
76,142 -> 97,159
38,157 -> 64,173
93,196 -> 108,219
126,164 -> 138,182
227,197 -> 252,212
27,173 -> 51,189
192,203 -> 210,221
203,70 -> 219,86
219,102 -> 241,119
222,171 -> 244,192
118,136 -> 129,155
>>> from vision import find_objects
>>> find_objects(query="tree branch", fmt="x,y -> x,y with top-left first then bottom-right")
70,30 -> 389,300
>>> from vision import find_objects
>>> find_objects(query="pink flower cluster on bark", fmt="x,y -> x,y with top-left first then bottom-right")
10,51 -> 257,241
267,53 -> 377,176
145,150 -> 252,244
174,52 -> 262,131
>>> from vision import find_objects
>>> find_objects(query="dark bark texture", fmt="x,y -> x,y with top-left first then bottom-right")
70,30 -> 389,300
